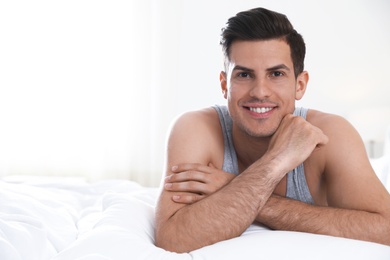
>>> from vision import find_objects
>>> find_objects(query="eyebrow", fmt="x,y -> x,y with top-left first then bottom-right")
232,64 -> 291,72
266,64 -> 291,72
232,65 -> 254,72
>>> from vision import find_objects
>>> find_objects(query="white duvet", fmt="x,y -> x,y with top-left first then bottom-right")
1,154 -> 390,260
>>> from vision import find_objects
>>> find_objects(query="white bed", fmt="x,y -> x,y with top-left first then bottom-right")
1,151 -> 390,260
2,126 -> 390,260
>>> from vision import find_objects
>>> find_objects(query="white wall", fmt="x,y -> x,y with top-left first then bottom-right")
0,0 -> 389,186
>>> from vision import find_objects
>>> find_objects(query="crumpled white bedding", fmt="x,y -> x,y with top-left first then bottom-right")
1,155 -> 390,260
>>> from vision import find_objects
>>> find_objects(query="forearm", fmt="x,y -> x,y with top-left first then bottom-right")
155,158 -> 283,253
257,195 -> 390,245
157,181 -> 259,252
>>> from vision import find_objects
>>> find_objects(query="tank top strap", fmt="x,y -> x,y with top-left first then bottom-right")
213,105 -> 239,174
293,107 -> 308,118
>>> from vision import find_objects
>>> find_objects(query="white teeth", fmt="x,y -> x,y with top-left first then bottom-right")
249,107 -> 272,114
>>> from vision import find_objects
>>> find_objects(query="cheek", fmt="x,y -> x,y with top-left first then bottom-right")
280,86 -> 298,98
226,88 -> 241,103
227,83 -> 247,97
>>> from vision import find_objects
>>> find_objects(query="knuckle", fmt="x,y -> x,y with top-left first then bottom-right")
180,181 -> 196,191
187,170 -> 196,179
191,194 -> 203,203
189,195 -> 198,203
168,174 -> 176,182
188,181 -> 200,190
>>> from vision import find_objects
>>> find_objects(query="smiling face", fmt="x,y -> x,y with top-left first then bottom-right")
220,39 -> 308,138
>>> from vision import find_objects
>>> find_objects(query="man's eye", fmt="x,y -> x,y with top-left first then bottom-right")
238,72 -> 250,78
271,71 -> 284,77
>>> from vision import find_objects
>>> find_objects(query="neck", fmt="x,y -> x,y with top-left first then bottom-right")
232,126 -> 271,172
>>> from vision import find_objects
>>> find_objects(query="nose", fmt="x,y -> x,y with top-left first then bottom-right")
249,78 -> 271,99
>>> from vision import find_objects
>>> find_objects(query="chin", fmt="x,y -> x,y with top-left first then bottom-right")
250,130 -> 276,138
243,125 -> 277,139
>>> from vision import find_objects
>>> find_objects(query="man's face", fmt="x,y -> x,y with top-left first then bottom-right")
220,39 -> 307,138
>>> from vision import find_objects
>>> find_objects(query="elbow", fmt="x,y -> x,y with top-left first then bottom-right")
154,210 -> 195,253
155,227 -> 190,253
155,227 -> 172,252
155,241 -> 185,254
155,235 -> 174,253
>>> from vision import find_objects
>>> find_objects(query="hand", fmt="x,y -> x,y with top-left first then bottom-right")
164,163 -> 236,204
267,114 -> 328,174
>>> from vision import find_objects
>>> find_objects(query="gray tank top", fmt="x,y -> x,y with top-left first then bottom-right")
213,105 -> 314,205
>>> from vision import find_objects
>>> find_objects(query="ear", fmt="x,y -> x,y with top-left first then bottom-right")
295,71 -> 309,100
220,71 -> 228,99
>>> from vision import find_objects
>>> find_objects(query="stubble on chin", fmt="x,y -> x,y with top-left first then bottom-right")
235,119 -> 279,139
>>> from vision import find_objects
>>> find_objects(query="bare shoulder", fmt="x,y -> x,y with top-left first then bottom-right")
306,109 -> 356,136
306,109 -> 367,161
306,109 -> 365,151
306,109 -> 390,211
166,107 -> 224,172
170,107 -> 221,134
168,107 -> 222,148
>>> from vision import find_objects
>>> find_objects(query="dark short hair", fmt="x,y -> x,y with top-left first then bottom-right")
220,7 -> 306,78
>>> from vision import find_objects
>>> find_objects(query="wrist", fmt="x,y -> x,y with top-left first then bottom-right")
243,154 -> 287,186
259,153 -> 288,178
264,147 -> 303,177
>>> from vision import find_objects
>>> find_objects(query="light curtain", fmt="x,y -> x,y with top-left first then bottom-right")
0,0 -> 186,186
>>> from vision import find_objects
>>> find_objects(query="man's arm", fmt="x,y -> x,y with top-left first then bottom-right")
155,110 -> 327,253
257,195 -> 390,245
257,114 -> 390,245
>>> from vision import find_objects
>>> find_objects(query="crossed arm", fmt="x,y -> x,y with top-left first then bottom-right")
155,151 -> 287,253
154,110 -> 390,253
164,163 -> 390,247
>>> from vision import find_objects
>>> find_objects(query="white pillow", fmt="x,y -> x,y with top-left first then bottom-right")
53,190 -> 189,260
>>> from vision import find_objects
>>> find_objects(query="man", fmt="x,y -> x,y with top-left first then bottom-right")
154,7 -> 390,253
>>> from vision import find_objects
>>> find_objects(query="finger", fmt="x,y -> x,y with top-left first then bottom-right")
319,132 -> 329,145
311,125 -> 329,147
171,163 -> 213,174
171,163 -> 201,173
314,133 -> 329,150
165,171 -> 207,183
164,181 -> 209,194
172,194 -> 204,204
